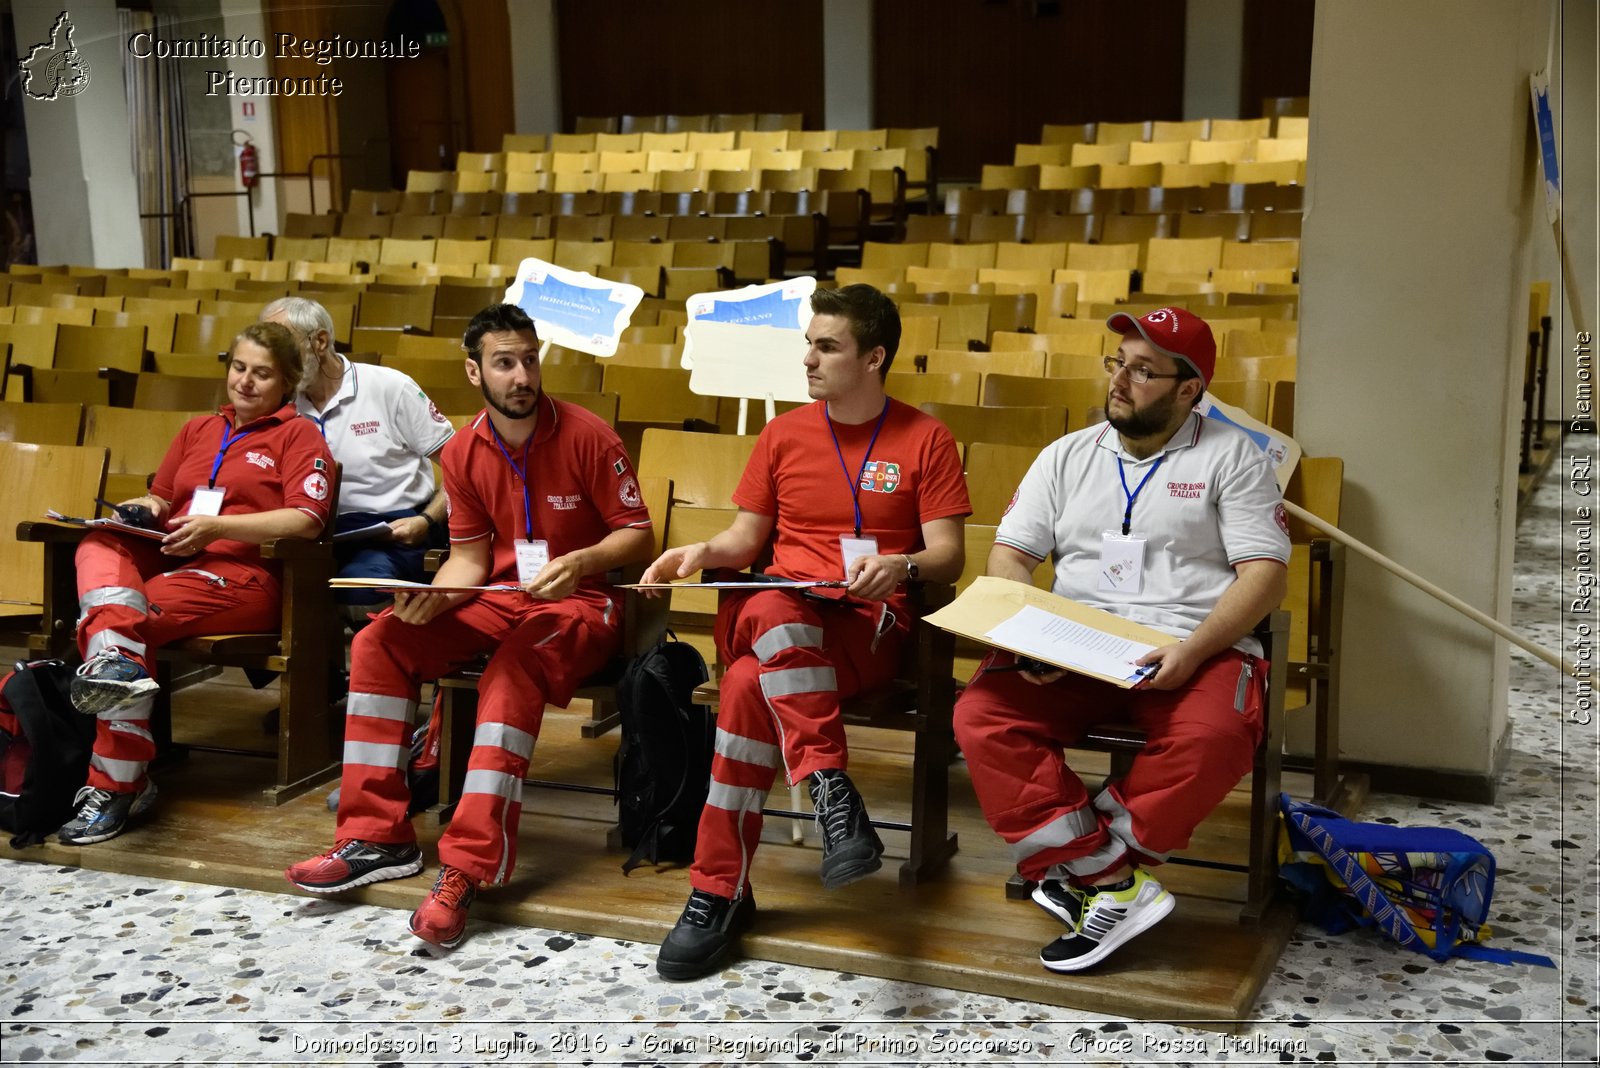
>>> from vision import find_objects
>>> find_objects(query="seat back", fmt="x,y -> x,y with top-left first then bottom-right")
0,441 -> 107,610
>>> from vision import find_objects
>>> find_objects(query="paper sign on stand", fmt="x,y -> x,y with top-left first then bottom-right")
1195,395 -> 1301,490
504,258 -> 644,358
681,276 -> 815,369
924,576 -> 1175,689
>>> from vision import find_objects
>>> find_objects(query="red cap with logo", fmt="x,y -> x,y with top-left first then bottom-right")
1105,306 -> 1217,386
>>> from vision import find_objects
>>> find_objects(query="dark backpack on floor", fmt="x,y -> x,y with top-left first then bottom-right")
0,660 -> 96,847
613,633 -> 712,872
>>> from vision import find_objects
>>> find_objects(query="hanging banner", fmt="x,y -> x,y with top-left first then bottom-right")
1529,71 -> 1561,226
504,258 -> 643,358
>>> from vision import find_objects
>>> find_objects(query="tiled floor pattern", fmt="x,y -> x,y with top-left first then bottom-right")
0,435 -> 1593,1065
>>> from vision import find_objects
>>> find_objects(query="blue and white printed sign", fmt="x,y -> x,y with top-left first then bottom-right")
504,258 -> 644,358
682,276 -> 816,370
1195,395 -> 1300,490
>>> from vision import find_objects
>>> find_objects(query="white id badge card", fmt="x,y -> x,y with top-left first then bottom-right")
839,534 -> 879,578
514,539 -> 550,584
1098,531 -> 1146,593
189,487 -> 225,517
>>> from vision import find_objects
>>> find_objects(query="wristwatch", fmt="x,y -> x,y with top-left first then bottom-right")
903,554 -> 920,582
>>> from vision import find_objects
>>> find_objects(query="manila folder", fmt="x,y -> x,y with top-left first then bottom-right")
923,576 -> 1175,689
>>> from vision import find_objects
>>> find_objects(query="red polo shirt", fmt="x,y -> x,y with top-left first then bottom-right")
735,398 -> 971,581
146,402 -> 334,573
442,394 -> 652,588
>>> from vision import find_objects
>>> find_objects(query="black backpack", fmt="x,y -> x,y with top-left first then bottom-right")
613,633 -> 713,872
0,659 -> 96,847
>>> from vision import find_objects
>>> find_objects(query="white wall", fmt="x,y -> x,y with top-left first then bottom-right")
507,0 -> 561,134
1300,0 -> 1553,777
15,0 -> 144,267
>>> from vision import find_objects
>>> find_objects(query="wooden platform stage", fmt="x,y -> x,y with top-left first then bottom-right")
0,664 -> 1309,1028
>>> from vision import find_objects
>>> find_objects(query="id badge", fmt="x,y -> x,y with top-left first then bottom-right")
839,534 -> 878,578
1098,531 -> 1146,593
190,487 -> 225,517
514,539 -> 550,584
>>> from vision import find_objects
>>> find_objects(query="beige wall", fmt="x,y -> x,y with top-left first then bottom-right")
1301,0 -> 1556,778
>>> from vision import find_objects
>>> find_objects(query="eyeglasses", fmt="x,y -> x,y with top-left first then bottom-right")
1102,355 -> 1184,385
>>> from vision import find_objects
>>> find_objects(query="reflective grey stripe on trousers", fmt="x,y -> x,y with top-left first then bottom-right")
1008,803 -> 1100,866
714,727 -> 780,768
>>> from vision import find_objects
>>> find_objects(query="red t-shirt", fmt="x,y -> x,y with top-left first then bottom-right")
150,402 -> 335,573
733,398 -> 970,582
443,394 -> 653,589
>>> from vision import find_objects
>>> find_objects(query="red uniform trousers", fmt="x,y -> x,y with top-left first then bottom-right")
689,589 -> 906,899
334,590 -> 620,886
74,533 -> 279,792
953,648 -> 1265,885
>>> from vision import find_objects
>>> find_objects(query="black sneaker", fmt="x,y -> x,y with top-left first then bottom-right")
807,768 -> 884,889
1031,877 -> 1090,932
1039,869 -> 1175,973
284,838 -> 424,893
70,649 -> 158,716
57,780 -> 158,845
656,888 -> 756,981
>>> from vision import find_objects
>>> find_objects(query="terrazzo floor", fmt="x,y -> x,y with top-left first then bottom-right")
0,434 -> 1594,1066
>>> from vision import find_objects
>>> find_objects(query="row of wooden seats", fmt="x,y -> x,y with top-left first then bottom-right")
337,187 -> 863,221
978,159 -> 1305,192
424,146 -> 913,180
556,125 -> 937,151
567,113 -> 808,136
1014,137 -> 1306,168
272,211 -> 796,246
945,183 -> 1306,218
863,237 -> 1298,276
908,208 -> 1302,247
1037,116 -> 1308,145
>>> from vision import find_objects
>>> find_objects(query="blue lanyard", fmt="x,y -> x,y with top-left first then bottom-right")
825,400 -> 891,538
487,420 -> 535,541
210,419 -> 256,488
1116,454 -> 1164,536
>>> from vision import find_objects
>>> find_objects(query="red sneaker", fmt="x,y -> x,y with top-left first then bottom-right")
284,839 -> 423,893
408,865 -> 477,948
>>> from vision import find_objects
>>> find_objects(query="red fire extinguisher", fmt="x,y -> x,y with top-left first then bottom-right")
238,140 -> 259,189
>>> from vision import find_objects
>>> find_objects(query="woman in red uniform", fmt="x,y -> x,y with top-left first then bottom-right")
56,321 -> 335,845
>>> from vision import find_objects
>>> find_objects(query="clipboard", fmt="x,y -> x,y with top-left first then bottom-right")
42,511 -> 166,542
923,576 -> 1175,688
327,578 -> 521,594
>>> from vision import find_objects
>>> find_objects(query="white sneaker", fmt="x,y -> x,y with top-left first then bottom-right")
1038,869 -> 1174,972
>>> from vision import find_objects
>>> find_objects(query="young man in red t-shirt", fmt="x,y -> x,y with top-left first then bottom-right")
640,284 -> 971,979
286,304 -> 654,950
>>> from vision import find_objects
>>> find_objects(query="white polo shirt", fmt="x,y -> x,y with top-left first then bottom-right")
296,357 -> 455,515
995,410 -> 1290,652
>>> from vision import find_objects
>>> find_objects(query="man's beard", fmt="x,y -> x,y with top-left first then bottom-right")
1106,385 -> 1180,439
483,380 -> 539,420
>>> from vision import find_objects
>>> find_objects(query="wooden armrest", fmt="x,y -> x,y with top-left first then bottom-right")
908,580 -> 955,615
424,548 -> 448,573
16,519 -> 93,544
260,536 -> 330,562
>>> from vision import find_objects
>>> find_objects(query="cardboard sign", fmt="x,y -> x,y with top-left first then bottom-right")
504,259 -> 643,358
682,276 -> 815,377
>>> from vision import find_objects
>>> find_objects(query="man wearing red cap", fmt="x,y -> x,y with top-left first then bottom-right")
954,306 -> 1289,973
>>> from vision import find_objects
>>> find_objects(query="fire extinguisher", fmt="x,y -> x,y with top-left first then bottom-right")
238,139 -> 259,190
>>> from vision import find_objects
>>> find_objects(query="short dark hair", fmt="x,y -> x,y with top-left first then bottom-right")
463,303 -> 538,363
810,284 -> 901,378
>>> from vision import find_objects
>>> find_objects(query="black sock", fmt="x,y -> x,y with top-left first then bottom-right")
1092,874 -> 1136,893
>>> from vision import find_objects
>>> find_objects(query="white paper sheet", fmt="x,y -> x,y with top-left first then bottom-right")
983,604 -> 1158,684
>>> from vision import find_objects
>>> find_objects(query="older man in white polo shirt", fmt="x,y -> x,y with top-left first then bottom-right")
954,306 -> 1289,975
261,297 -> 454,626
